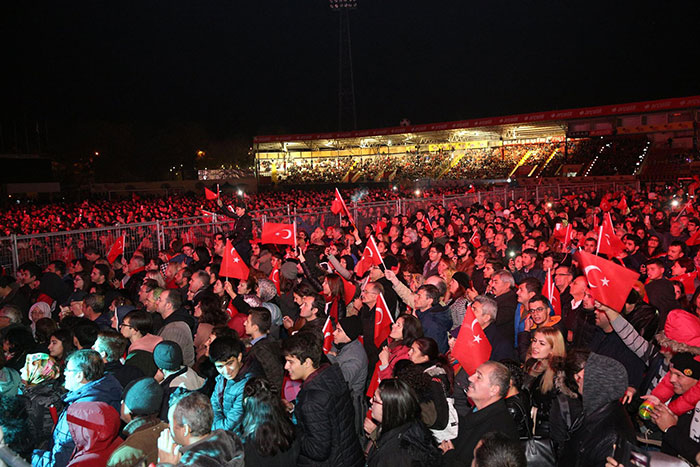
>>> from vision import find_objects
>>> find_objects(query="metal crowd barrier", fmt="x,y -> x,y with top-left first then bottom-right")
0,180 -> 640,275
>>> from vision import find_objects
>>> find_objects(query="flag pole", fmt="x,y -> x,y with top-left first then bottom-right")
217,183 -> 220,199
293,219 -> 297,250
371,235 -> 386,269
596,225 -> 603,255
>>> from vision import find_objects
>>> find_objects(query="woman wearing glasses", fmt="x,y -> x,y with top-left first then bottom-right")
366,379 -> 441,467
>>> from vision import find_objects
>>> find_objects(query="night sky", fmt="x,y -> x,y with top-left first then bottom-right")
3,1 -> 700,142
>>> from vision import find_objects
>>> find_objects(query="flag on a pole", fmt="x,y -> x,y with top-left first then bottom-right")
220,240 -> 249,280
542,269 -> 561,316
331,188 -> 354,225
107,234 -> 125,264
205,187 -> 219,200
269,268 -> 280,294
374,293 -> 394,347
452,305 -> 492,375
355,236 -> 384,277
597,213 -> 625,257
261,222 -> 296,246
322,316 -> 334,354
470,231 -> 481,249
553,223 -> 573,248
575,250 -> 639,311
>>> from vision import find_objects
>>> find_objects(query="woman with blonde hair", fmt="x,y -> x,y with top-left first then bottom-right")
524,326 -> 566,437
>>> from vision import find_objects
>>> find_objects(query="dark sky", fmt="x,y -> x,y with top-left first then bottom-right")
3,0 -> 700,139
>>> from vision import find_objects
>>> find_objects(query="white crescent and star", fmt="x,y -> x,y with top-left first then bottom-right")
470,318 -> 483,343
376,306 -> 384,325
584,265 -> 609,287
276,229 -> 292,240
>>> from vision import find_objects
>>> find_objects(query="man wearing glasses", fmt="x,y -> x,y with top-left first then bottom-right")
33,349 -> 122,467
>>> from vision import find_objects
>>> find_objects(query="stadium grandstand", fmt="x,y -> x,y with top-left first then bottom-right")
252,96 -> 700,184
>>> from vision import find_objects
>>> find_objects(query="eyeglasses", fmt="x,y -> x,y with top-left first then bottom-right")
530,307 -> 548,313
119,323 -> 133,330
370,396 -> 382,405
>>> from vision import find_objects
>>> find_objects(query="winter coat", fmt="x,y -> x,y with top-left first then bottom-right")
19,379 -> 66,449
158,308 -> 196,367
159,367 -> 206,421
33,374 -> 122,467
366,421 -> 443,467
415,304 -> 452,354
295,363 -> 364,467
328,339 -> 367,438
245,335 -> 285,394
243,437 -> 300,467
443,399 -> 518,467
377,342 -> 410,381
104,360 -> 145,390
107,416 -> 168,467
0,366 -> 20,396
66,401 -> 123,467
178,429 -> 244,466
211,371 -> 252,433
505,391 -> 532,439
561,353 -> 637,467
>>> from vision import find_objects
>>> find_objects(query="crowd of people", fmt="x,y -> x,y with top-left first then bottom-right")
274,136 -> 658,184
2,180 -> 700,466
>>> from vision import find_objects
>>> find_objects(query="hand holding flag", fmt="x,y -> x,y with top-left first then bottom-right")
107,234 -> 125,264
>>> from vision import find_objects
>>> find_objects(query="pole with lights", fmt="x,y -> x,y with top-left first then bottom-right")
329,0 -> 357,132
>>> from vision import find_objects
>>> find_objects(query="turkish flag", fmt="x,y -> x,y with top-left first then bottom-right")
330,188 -> 354,225
575,250 -> 639,311
220,239 -> 249,280
618,196 -> 629,214
553,223 -> 573,248
261,222 -> 295,246
452,305 -> 492,375
322,316 -> 334,354
374,292 -> 394,347
600,194 -> 612,212
597,213 -> 625,257
375,220 -> 387,235
686,230 -> 700,247
470,231 -> 481,249
340,275 -> 356,305
467,185 -> 475,194
269,268 -> 280,294
205,187 -> 219,200
355,236 -> 383,277
543,269 -> 561,316
366,363 -> 381,398
671,271 -> 697,296
107,234 -> 125,264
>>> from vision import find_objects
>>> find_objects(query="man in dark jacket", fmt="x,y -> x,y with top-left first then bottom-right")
93,330 -> 145,389
282,332 -> 364,467
414,284 -> 452,354
156,289 -> 196,367
645,259 -> 680,327
472,295 -> 515,361
243,307 -> 284,394
490,270 -> 518,346
33,349 -> 123,467
218,200 -> 253,266
443,361 -> 518,466
562,351 -> 637,467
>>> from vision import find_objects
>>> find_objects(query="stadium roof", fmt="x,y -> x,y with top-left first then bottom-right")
254,95 -> 700,151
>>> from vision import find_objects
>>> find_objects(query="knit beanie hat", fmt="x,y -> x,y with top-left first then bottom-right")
153,341 -> 183,371
338,315 -> 363,341
124,377 -> 164,416
671,352 -> 700,380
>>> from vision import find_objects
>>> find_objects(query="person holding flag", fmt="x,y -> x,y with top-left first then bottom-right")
327,315 -> 367,439
217,200 -> 253,266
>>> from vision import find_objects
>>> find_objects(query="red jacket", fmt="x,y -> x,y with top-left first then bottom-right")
378,342 -> 411,380
67,401 -> 123,467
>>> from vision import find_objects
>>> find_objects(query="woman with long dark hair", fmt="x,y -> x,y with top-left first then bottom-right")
321,273 -> 349,323
377,314 -> 423,381
193,294 -> 230,360
408,337 -> 454,438
240,377 -> 298,466
366,378 -> 440,467
47,328 -> 76,369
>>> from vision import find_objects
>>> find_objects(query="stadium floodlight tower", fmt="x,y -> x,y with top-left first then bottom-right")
330,0 -> 357,132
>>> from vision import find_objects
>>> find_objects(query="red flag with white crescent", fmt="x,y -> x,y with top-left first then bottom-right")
330,188 -> 355,226
355,236 -> 384,277
575,250 -> 639,311
107,234 -> 125,264
469,231 -> 481,249
269,268 -> 280,294
553,223 -> 573,248
542,269 -> 561,316
452,305 -> 492,375
597,213 -> 625,257
374,292 -> 394,348
220,239 -> 249,280
366,363 -> 381,398
261,222 -> 296,246
322,316 -> 334,354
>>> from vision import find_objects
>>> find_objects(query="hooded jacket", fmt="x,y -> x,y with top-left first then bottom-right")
20,378 -> 66,449
295,363 -> 364,467
562,353 -> 636,467
107,416 -> 168,467
66,401 -> 123,467
651,309 -> 700,415
33,373 -> 122,467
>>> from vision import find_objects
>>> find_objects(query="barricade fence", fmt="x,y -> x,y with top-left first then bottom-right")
0,180 -> 640,274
